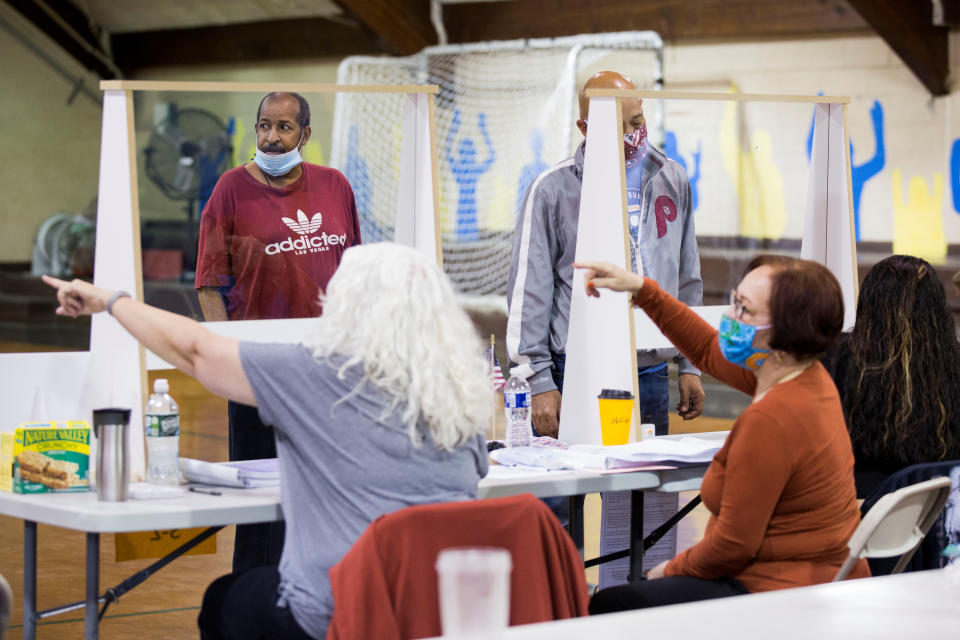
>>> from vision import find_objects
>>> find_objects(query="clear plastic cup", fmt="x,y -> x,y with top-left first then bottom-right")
435,547 -> 512,638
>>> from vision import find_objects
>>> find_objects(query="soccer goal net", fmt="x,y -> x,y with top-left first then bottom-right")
331,32 -> 663,297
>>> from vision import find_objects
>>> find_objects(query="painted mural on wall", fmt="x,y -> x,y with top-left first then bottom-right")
719,98 -> 788,240
445,109 -> 496,241
189,70 -> 960,267
284,92 -> 958,266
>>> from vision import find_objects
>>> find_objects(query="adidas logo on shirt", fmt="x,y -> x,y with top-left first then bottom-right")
264,209 -> 346,256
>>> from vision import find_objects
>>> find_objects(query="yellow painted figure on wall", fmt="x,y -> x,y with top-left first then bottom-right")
891,169 -> 947,261
720,92 -> 788,240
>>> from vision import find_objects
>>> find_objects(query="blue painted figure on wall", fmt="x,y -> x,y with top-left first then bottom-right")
517,128 -> 549,214
663,131 -> 702,211
949,139 -> 960,215
806,100 -> 885,241
345,125 -> 379,241
446,109 -> 495,241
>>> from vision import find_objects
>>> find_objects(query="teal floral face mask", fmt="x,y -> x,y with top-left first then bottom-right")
718,315 -> 772,372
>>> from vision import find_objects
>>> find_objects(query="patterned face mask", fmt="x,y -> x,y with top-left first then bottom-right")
717,315 -> 773,372
623,122 -> 647,158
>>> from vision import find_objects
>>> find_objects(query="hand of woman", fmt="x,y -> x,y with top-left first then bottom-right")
41,275 -> 112,317
645,560 -> 669,580
573,261 -> 644,298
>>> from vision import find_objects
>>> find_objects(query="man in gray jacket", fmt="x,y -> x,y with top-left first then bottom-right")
507,71 -> 704,439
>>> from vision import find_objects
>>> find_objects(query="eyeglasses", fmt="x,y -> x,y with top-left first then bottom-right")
729,290 -> 751,320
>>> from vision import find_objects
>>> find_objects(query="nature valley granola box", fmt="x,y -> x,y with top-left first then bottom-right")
0,421 -> 90,493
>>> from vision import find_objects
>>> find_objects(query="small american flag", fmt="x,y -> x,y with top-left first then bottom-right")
485,342 -> 506,392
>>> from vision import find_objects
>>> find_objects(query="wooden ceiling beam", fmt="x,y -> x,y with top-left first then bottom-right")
110,17 -> 384,76
332,0 -> 435,55
847,0 -> 950,96
4,0 -> 118,78
442,0 -> 868,44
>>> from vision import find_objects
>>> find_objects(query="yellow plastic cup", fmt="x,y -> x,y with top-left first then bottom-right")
597,389 -> 635,446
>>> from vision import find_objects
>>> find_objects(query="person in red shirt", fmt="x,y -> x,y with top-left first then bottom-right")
576,255 -> 868,612
195,92 -> 361,574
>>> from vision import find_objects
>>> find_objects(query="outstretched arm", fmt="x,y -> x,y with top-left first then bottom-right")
575,261 -> 755,396
576,260 -> 645,298
43,276 -> 256,406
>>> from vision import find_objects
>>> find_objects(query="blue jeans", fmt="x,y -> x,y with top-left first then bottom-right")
550,354 -> 670,436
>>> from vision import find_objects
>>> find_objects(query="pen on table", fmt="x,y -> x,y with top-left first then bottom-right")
189,487 -> 222,496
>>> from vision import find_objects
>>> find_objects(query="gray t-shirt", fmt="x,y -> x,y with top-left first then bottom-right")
240,342 -> 489,639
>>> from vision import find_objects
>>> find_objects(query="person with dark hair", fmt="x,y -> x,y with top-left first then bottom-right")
195,91 -> 361,574
257,91 -> 311,131
576,256 -> 867,612
823,254 -> 960,497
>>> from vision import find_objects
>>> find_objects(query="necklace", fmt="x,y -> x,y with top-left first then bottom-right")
261,167 -> 275,187
260,164 -> 300,188
754,362 -> 812,402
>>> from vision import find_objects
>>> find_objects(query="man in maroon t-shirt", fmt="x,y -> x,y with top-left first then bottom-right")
196,92 -> 361,320
195,92 -> 361,573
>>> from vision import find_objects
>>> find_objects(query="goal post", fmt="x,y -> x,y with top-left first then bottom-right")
332,31 -> 665,297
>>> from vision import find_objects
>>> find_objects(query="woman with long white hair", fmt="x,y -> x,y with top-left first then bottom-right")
43,242 -> 491,640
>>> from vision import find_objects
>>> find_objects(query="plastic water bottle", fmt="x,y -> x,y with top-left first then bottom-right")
503,374 -> 532,447
145,379 -> 180,486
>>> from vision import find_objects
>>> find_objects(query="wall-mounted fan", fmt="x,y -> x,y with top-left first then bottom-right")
143,106 -> 233,271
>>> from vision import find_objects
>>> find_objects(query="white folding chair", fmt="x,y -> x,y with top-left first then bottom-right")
0,571 -> 11,640
834,476 -> 952,581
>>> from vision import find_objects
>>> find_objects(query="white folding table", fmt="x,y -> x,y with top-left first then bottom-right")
445,569 -> 960,640
0,437 -> 716,640
0,486 -> 282,640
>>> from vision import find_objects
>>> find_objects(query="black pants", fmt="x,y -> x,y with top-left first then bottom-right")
589,575 -> 750,614
854,468 -> 890,499
228,401 -> 285,573
198,566 -> 315,640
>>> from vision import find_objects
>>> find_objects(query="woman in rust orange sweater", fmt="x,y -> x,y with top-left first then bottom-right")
580,256 -> 869,613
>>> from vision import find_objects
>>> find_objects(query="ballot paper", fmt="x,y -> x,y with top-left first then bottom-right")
484,464 -> 574,480
599,490 -> 679,589
488,446 -> 572,471
179,458 -> 280,488
565,436 -> 723,471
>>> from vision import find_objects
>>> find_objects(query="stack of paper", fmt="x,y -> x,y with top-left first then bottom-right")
179,458 -> 280,488
563,436 -> 724,471
489,447 -> 572,471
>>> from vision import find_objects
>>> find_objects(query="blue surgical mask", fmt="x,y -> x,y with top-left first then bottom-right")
718,315 -> 773,371
254,135 -> 304,177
